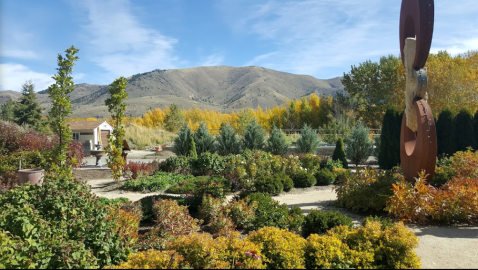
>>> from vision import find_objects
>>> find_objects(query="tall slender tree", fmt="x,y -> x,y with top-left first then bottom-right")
436,108 -> 456,157
47,45 -> 79,177
105,77 -> 128,181
378,108 -> 401,169
454,109 -> 476,152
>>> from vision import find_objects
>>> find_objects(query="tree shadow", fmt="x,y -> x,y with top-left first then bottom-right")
409,225 -> 478,239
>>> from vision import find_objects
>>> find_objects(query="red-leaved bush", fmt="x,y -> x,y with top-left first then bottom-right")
123,161 -> 158,179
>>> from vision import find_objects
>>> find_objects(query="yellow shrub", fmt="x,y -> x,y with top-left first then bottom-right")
217,231 -> 266,269
105,250 -> 185,269
304,234 -> 363,269
247,227 -> 306,269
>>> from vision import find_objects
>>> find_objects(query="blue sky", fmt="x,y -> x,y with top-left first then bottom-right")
1,0 -> 477,92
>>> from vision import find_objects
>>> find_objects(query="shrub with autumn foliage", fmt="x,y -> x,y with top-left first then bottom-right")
152,198 -> 201,237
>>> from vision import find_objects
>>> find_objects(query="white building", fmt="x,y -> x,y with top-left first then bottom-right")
66,121 -> 114,154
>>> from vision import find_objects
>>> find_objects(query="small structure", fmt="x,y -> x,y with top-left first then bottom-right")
66,121 -> 114,155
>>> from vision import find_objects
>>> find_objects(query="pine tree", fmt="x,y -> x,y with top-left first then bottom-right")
296,124 -> 319,154
0,99 -> 17,122
173,125 -> 192,156
265,126 -> 290,155
454,109 -> 476,152
242,119 -> 265,150
436,108 -> 456,157
378,108 -> 401,169
189,136 -> 198,158
332,138 -> 348,169
164,103 -> 185,132
193,123 -> 215,155
14,80 -> 43,131
346,121 -> 373,166
216,122 -> 241,155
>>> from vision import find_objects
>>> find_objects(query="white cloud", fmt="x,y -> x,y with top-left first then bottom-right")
0,63 -> 54,92
202,53 -> 224,66
0,48 -> 38,59
80,0 -> 180,78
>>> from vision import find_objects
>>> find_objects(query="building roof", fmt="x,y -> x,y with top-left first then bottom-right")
66,121 -> 109,130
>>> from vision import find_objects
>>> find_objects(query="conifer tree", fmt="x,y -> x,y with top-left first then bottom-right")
0,99 -> 17,122
296,124 -> 319,154
454,109 -> 476,152
436,108 -> 456,157
14,80 -> 44,131
193,123 -> 215,155
216,122 -> 241,155
332,138 -> 348,168
189,136 -> 198,158
242,119 -> 265,150
346,121 -> 373,166
378,108 -> 401,169
47,45 -> 79,177
173,124 -> 192,156
265,126 -> 290,155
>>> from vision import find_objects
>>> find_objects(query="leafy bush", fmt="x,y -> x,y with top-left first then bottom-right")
274,172 -> 294,192
199,195 -> 225,224
320,158 -> 343,171
296,124 -> 319,154
224,198 -> 258,231
248,227 -> 306,269
189,152 -> 227,176
335,169 -> 397,213
242,120 -> 266,151
314,168 -> 336,186
186,179 -> 230,214
387,176 -> 478,224
254,175 -> 284,195
265,127 -> 290,155
0,150 -> 47,175
105,250 -> 185,269
449,148 -> 478,179
158,156 -> 190,174
298,153 -> 322,170
209,211 -> 236,238
332,138 -> 348,169
302,210 -> 353,238
0,178 -> 135,268
97,196 -> 130,207
193,123 -> 216,155
123,161 -> 158,179
122,172 -> 193,192
431,166 -> 454,187
166,175 -> 230,194
152,198 -> 201,237
138,195 -> 186,222
173,124 -> 192,156
292,170 -> 316,188
215,122 -> 241,156
361,216 -> 396,229
346,121 -> 373,166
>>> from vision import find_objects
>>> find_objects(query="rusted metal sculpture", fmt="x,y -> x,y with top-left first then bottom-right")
399,0 -> 437,183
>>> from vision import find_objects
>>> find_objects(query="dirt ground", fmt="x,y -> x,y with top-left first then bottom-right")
76,152 -> 478,269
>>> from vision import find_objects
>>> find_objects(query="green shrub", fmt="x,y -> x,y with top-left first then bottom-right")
254,175 -> 284,195
188,136 -> 197,158
166,175 -> 231,194
274,172 -> 294,192
335,169 -> 397,213
98,197 -> 130,207
138,195 -> 186,222
436,108 -> 456,157
346,121 -> 373,166
189,152 -> 226,176
193,123 -> 216,155
454,109 -> 476,152
292,170 -> 316,188
314,168 -> 336,186
299,153 -> 322,170
431,166 -> 454,187
185,177 -> 230,214
0,178 -> 135,268
296,124 -> 319,154
152,199 -> 201,237
159,156 -> 190,174
332,138 -> 348,169
173,125 -> 192,156
122,172 -> 193,192
302,210 -> 353,238
242,119 -> 266,150
224,198 -> 257,231
198,195 -> 225,224
320,158 -> 343,171
215,122 -> 241,156
361,216 -> 396,229
265,126 -> 290,155
378,108 -> 401,169
0,150 -> 47,175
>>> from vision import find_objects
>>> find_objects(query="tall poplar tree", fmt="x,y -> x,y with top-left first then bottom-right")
47,45 -> 79,177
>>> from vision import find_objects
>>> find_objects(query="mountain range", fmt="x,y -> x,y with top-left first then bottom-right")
0,66 -> 345,118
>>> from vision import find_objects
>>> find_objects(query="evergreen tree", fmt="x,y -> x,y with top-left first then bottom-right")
346,121 -> 373,166
14,80 -> 43,131
473,110 -> 478,150
47,45 -> 79,177
216,122 -> 241,155
189,136 -> 198,158
242,119 -> 265,150
436,108 -> 456,157
0,99 -> 17,122
265,126 -> 290,155
454,109 -> 476,152
104,77 -> 128,181
193,123 -> 215,155
378,108 -> 401,169
332,138 -> 348,169
173,125 -> 192,156
296,124 -> 320,154
164,103 -> 185,132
